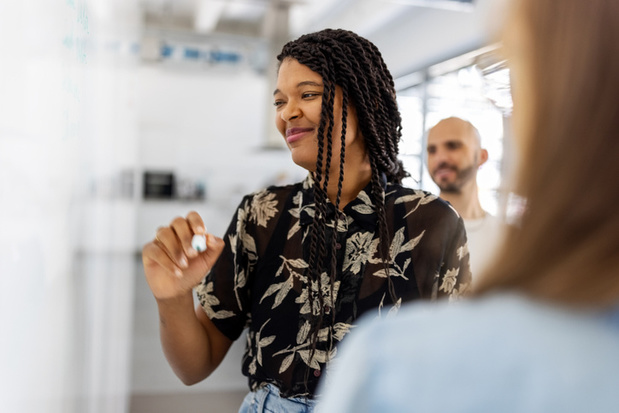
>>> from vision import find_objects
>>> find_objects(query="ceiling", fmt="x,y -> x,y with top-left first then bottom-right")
132,0 -> 497,77
138,0 -> 476,40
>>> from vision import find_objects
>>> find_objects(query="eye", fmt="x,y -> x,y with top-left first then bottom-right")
273,100 -> 285,108
302,92 -> 321,99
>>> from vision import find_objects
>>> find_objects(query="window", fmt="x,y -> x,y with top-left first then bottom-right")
396,47 -> 509,216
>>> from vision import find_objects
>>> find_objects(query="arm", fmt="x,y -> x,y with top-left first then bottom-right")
142,211 -> 232,384
437,216 -> 472,300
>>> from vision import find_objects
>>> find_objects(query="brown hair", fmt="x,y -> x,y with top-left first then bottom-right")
474,0 -> 619,307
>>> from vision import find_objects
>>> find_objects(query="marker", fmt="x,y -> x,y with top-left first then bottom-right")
191,234 -> 207,252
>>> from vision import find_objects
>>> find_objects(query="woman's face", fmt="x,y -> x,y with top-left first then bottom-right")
273,58 -> 364,173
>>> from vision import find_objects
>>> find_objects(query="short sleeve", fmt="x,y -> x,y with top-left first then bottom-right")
437,215 -> 472,301
195,195 -> 254,341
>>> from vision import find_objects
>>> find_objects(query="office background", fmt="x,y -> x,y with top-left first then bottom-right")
0,1 -> 509,412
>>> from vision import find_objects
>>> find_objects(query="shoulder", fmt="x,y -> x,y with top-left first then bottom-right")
233,182 -> 304,228
385,184 -> 463,236
323,294 -> 619,411
238,181 -> 303,212
360,293 -> 619,355
386,184 -> 460,217
243,181 -> 302,201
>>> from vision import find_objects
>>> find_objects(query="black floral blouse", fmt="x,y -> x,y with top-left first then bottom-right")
195,174 -> 471,398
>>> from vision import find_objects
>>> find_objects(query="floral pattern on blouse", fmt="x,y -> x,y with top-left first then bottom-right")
195,174 -> 471,398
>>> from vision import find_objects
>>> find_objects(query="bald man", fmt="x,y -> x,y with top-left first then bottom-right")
426,117 -> 503,281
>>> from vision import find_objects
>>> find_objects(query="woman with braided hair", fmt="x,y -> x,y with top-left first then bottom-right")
142,28 -> 471,412
318,0 -> 619,412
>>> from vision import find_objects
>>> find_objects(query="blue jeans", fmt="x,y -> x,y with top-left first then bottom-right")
238,384 -> 317,413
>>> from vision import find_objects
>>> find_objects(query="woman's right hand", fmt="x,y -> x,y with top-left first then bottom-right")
142,211 -> 225,301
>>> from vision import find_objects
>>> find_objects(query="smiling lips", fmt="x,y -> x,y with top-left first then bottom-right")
433,165 -> 457,180
286,127 -> 314,144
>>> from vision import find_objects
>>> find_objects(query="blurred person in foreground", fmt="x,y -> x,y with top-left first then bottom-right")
141,28 -> 470,412
426,117 -> 504,280
317,0 -> 619,411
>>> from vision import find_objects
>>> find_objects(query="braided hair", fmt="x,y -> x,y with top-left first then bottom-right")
277,28 -> 407,387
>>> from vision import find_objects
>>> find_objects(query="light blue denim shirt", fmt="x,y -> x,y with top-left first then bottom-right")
316,293 -> 619,413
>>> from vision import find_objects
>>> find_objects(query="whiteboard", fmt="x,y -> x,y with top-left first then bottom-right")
1,2 -> 140,412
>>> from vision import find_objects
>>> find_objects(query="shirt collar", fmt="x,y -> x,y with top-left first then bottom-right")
297,173 -> 386,232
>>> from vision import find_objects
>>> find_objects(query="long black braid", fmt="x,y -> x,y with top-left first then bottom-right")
277,28 -> 407,389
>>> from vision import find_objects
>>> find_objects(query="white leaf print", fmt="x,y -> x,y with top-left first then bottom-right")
248,359 -> 257,375
235,269 -> 247,289
457,243 -> 469,261
273,277 -> 293,308
196,281 -> 223,311
395,192 -> 438,218
373,267 -> 409,280
279,354 -> 295,374
288,221 -> 301,239
402,258 -> 411,274
389,227 -> 405,260
317,327 -> 330,342
286,258 -> 310,269
289,193 -> 302,218
297,321 -> 311,344
377,293 -> 386,317
450,281 -> 470,301
260,282 -> 284,303
387,298 -> 402,317
440,267 -> 459,293
211,310 -> 235,319
367,239 -> 383,265
242,233 -> 257,258
259,335 -> 276,348
419,193 -> 438,205
357,190 -> 372,205
298,350 -> 321,369
400,230 -> 425,253
373,268 -> 389,278
343,231 -> 375,274
312,349 -> 329,364
394,193 -> 425,204
275,262 -> 284,278
352,204 -> 374,215
332,323 -> 353,341
250,191 -> 278,228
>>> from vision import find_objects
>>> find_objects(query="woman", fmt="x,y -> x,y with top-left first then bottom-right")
317,1 -> 619,411
142,29 -> 471,412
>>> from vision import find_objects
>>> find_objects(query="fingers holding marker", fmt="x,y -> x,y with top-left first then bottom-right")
186,211 -> 208,253
145,239 -> 183,278
192,233 -> 207,253
170,216 -> 199,259
186,211 -> 206,235
155,225 -> 189,270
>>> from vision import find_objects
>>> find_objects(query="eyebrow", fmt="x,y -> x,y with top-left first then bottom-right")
273,81 -> 323,96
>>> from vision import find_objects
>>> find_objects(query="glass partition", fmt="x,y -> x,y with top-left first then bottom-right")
396,47 -> 509,216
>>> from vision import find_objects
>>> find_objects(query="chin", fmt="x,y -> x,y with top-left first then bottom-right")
290,156 -> 315,172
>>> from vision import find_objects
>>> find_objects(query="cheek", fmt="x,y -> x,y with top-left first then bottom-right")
427,155 -> 437,169
275,114 -> 285,136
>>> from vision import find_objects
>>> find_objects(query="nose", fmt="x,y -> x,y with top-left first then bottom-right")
431,147 -> 448,163
280,100 -> 301,122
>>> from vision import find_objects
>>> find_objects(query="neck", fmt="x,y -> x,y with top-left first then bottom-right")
440,181 -> 486,220
320,156 -> 372,211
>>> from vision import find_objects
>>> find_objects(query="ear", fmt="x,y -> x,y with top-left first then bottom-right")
478,148 -> 489,168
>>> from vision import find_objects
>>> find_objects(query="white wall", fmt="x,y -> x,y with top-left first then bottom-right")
0,1 -> 506,411
131,62 -> 306,399
0,2 -> 141,412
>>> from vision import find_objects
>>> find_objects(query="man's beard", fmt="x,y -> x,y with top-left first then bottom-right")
433,162 -> 477,194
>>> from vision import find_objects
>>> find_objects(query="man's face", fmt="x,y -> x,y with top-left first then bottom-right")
426,120 -> 483,193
